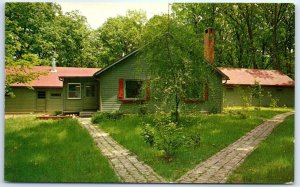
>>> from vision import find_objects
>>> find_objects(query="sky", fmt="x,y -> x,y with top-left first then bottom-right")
60,2 -> 169,29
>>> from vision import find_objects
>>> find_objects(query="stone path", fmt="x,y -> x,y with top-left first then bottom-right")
176,111 -> 294,183
78,118 -> 166,183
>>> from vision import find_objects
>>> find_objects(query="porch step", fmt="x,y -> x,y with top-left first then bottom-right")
79,111 -> 97,117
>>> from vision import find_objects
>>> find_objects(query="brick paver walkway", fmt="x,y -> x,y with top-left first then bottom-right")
78,118 -> 166,183
176,111 -> 294,183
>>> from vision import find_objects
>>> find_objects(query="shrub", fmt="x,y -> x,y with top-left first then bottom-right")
53,111 -> 62,116
227,109 -> 248,119
154,121 -> 185,159
141,123 -> 155,146
186,130 -> 201,148
91,111 -> 124,124
270,97 -> 279,108
141,115 -> 202,160
138,106 -> 148,116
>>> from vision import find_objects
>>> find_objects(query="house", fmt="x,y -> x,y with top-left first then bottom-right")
5,28 -> 228,114
218,67 -> 294,107
5,27 -> 294,114
5,66 -> 100,113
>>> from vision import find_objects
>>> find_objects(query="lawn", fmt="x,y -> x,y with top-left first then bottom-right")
227,114 -> 294,184
96,107 -> 292,181
5,116 -> 119,182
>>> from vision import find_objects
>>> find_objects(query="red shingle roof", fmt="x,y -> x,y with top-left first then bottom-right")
8,66 -> 101,88
217,67 -> 294,87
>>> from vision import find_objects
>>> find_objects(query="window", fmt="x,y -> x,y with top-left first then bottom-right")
37,91 -> 46,99
50,93 -> 61,98
86,85 -> 95,97
68,83 -> 81,99
184,82 -> 208,103
125,80 -> 144,99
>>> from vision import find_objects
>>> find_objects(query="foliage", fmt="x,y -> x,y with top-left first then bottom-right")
138,105 -> 148,115
141,114 -> 201,159
141,123 -> 155,146
53,111 -> 62,116
267,92 -> 279,108
95,10 -> 147,66
237,87 -> 252,109
141,14 -> 213,123
172,3 -> 295,78
153,121 -> 185,160
5,117 -> 119,182
91,111 -> 124,123
252,81 -> 263,110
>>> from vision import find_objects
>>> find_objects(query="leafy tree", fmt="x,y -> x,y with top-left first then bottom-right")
141,14 -> 212,123
171,3 -> 295,77
5,2 -> 61,95
95,10 -> 147,66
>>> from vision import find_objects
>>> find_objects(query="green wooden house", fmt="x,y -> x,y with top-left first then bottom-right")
5,28 -> 294,114
5,66 -> 100,113
6,28 -> 229,114
218,67 -> 294,107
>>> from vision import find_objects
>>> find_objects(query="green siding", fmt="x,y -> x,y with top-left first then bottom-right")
99,54 -> 223,113
181,73 -> 223,113
5,87 -> 63,113
223,85 -> 294,107
99,54 -> 149,113
63,77 -> 98,112
46,88 -> 63,112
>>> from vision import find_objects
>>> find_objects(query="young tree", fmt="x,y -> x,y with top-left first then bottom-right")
252,81 -> 263,110
141,14 -> 212,123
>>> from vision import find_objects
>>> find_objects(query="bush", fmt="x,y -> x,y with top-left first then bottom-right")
227,109 -> 248,119
141,115 -> 201,160
53,111 -> 62,116
91,111 -> 124,124
141,123 -> 155,146
186,130 -> 201,148
138,106 -> 148,116
154,121 -> 185,159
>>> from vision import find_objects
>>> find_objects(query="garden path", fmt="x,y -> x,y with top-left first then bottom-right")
78,111 -> 293,183
78,118 -> 166,183
176,111 -> 294,183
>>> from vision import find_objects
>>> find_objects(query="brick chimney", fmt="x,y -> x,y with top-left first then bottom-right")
204,27 -> 214,64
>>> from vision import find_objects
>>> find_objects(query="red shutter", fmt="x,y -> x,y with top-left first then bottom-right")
118,79 -> 124,100
204,84 -> 209,101
146,80 -> 150,100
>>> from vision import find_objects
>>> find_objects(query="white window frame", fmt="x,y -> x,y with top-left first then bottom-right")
124,79 -> 146,100
67,83 -> 81,99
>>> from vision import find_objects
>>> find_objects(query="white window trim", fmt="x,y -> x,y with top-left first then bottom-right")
124,79 -> 146,100
67,83 -> 81,99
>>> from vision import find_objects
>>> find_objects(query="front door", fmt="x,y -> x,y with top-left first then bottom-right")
83,83 -> 98,110
36,90 -> 46,112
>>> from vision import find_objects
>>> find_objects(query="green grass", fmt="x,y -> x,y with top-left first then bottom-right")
97,107 -> 292,181
227,114 -> 294,184
5,117 -> 119,182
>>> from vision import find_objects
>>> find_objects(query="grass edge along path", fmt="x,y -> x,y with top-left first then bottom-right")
226,114 -> 294,184
5,117 -> 119,182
